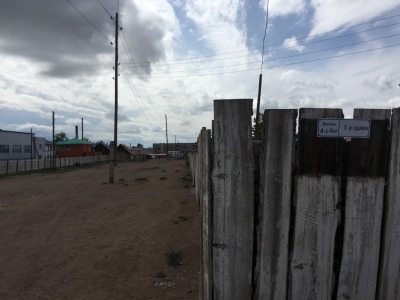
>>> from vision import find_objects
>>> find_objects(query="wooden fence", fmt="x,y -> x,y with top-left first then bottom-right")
188,100 -> 400,300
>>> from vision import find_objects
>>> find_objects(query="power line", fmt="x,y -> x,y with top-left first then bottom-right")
97,0 -> 113,18
119,32 -> 162,118
123,33 -> 400,75
146,42 -> 400,78
132,14 -> 400,65
118,60 -> 156,131
118,41 -> 160,124
261,0 -> 270,73
66,0 -> 113,44
129,20 -> 400,68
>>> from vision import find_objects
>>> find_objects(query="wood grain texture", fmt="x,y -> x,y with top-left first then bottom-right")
256,109 -> 297,300
337,178 -> 384,300
212,99 -> 254,300
378,107 -> 400,300
290,175 -> 340,300
337,109 -> 390,300
200,129 -> 212,300
290,108 -> 342,300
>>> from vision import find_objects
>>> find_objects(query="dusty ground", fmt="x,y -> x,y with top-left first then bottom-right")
0,159 -> 200,300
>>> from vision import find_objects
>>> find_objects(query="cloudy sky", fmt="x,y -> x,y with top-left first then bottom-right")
1,0 -> 400,146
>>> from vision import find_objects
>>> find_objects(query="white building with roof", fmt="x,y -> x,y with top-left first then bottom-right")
0,129 -> 46,160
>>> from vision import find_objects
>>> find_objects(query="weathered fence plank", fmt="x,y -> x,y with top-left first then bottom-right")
378,107 -> 400,299
289,108 -> 343,300
200,128 -> 212,300
212,99 -> 254,300
256,109 -> 297,300
337,109 -> 390,300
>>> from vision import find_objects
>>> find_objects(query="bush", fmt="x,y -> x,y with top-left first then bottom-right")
166,246 -> 182,267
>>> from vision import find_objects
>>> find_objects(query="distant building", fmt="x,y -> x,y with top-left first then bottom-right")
56,138 -> 100,158
153,143 -> 195,154
0,129 -> 46,160
93,142 -> 110,155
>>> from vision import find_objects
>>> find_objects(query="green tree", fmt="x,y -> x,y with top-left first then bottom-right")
83,137 -> 92,143
136,143 -> 144,148
54,132 -> 68,142
252,113 -> 264,139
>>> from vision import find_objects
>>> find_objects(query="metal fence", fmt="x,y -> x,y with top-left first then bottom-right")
0,155 -> 110,174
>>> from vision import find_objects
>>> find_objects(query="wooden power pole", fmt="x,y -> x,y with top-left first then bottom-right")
52,111 -> 55,167
114,12 -> 119,166
165,114 -> 168,158
255,74 -> 262,139
110,12 -> 118,183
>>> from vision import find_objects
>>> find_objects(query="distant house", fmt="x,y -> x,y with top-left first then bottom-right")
56,138 -> 100,158
117,144 -> 134,155
0,129 -> 46,160
93,142 -> 110,155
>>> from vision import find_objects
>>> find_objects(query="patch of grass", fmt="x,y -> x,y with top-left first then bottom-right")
179,216 -> 187,221
156,272 -> 166,278
166,246 -> 182,267
135,177 -> 147,181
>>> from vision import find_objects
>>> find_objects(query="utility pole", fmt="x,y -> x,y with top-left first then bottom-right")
110,11 -> 118,184
52,111 -> 55,167
31,128 -> 33,160
255,74 -> 262,140
114,12 -> 119,166
165,114 -> 168,158
81,118 -> 83,140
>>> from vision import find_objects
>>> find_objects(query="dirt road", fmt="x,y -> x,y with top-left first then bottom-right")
0,159 -> 200,300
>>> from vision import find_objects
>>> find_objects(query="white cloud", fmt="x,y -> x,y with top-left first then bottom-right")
185,0 -> 247,54
364,75 -> 395,91
388,97 -> 400,107
309,0 -> 400,36
260,0 -> 306,18
282,36 -> 305,52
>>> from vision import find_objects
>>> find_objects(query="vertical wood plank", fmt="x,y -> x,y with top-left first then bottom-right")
337,109 -> 390,300
290,108 -> 343,300
200,128 -> 212,300
212,99 -> 254,300
256,109 -> 297,300
378,107 -> 400,300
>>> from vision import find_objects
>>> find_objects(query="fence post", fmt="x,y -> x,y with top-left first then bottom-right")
212,99 -> 254,300
336,109 -> 390,299
199,128 -> 212,300
289,108 -> 343,300
255,109 -> 297,300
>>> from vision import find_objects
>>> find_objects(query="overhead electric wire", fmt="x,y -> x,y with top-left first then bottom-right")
123,33 -> 400,75
128,20 -> 400,68
118,60 -> 156,131
131,14 -> 400,65
261,0 -> 270,73
119,31 -> 162,118
118,41 -> 160,124
66,0 -> 113,44
97,0 -> 113,18
146,42 -> 400,78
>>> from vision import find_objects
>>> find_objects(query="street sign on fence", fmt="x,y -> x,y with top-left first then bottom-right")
317,119 -> 370,138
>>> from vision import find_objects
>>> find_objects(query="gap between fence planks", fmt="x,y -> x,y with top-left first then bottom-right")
212,99 -> 254,300
337,109 -> 390,300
